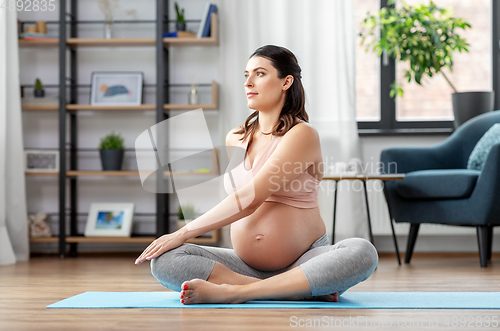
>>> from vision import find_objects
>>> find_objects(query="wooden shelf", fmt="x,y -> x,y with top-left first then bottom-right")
19,13 -> 217,49
28,171 -> 218,176
25,171 -> 58,176
63,171 -> 217,177
22,104 -> 218,112
163,104 -> 216,110
66,104 -> 156,111
65,103 -> 217,112
19,39 -> 59,48
25,147 -> 219,177
66,171 -> 139,177
66,236 -> 155,243
164,13 -> 218,47
164,81 -> 219,110
66,38 -> 156,47
26,171 -> 138,176
162,37 -> 217,47
29,229 -> 220,244
64,13 -> 217,48
22,105 -> 59,111
29,237 -> 58,243
66,81 -> 218,111
22,80 -> 218,112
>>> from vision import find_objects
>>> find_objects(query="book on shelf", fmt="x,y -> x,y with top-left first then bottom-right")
197,2 -> 217,38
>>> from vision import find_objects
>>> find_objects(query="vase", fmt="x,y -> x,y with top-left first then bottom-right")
188,87 -> 199,105
452,91 -> 494,128
104,21 -> 113,39
99,149 -> 124,171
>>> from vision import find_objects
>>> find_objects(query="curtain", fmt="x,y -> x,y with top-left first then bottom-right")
217,0 -> 369,246
0,9 -> 29,265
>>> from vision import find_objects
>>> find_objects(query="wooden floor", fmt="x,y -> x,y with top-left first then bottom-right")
1,252 -> 499,331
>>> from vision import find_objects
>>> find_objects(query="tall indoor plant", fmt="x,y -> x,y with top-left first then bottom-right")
360,0 -> 494,128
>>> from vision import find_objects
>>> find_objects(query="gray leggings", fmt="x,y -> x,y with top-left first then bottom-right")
150,233 -> 378,297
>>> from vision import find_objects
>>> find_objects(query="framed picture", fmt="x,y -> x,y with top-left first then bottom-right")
84,203 -> 135,237
24,150 -> 59,172
90,72 -> 143,106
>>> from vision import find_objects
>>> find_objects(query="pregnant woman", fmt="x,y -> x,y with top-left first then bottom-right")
135,45 -> 378,304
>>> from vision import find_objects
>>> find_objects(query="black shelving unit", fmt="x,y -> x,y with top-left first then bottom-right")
42,0 -> 218,258
155,0 -> 170,244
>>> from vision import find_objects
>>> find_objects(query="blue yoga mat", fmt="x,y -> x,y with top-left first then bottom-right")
47,291 -> 500,309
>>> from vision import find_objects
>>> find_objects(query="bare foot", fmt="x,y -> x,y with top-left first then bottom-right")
178,279 -> 339,304
179,279 -> 246,304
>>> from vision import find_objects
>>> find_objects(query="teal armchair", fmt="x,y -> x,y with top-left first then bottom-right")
380,111 -> 500,267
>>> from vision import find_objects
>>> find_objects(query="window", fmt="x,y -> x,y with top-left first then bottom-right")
396,0 -> 492,122
355,0 -> 381,122
356,0 -> 495,133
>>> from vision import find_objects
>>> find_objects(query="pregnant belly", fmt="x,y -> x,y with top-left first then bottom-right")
230,201 -> 326,271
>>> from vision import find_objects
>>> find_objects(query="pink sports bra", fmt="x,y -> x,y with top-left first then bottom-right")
223,123 -> 321,209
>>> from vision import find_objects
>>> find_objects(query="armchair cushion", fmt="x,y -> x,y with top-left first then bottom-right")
395,169 -> 481,199
467,123 -> 500,170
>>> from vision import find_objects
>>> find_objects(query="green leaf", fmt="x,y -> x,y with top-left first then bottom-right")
390,88 -> 395,98
99,131 -> 125,150
34,78 -> 43,90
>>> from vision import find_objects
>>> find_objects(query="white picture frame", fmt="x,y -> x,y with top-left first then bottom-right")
24,150 -> 59,172
90,71 -> 143,106
84,203 -> 135,237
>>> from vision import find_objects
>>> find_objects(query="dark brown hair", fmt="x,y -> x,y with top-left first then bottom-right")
234,45 -> 308,143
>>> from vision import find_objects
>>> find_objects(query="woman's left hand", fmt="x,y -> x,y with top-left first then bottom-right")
135,229 -> 187,265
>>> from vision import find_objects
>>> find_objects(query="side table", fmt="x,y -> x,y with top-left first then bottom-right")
322,174 -> 405,265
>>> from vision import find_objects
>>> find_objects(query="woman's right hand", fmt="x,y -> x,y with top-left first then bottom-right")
135,228 -> 187,265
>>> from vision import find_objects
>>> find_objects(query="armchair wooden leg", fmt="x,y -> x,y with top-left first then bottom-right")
405,223 -> 420,264
486,226 -> 493,261
477,226 -> 489,268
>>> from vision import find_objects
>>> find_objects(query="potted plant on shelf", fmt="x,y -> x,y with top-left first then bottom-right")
175,2 -> 186,31
177,203 -> 197,230
98,131 -> 125,171
34,78 -> 45,98
360,0 -> 494,128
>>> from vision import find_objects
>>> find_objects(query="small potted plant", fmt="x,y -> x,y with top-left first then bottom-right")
34,78 -> 45,98
98,131 -> 125,171
175,2 -> 186,31
177,203 -> 197,230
